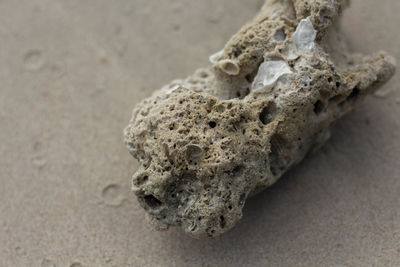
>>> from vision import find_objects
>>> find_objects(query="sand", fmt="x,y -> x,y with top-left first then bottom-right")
1,0 -> 399,266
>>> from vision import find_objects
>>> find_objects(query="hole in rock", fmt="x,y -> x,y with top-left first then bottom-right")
274,29 -> 286,42
135,175 -> 148,186
313,100 -> 325,114
209,121 -> 217,128
232,47 -> 242,57
245,74 -> 254,83
232,165 -> 244,176
347,87 -> 360,102
220,215 -> 226,228
259,102 -> 277,125
144,195 -> 162,209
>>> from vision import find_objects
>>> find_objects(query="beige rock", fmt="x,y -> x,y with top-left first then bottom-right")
124,0 -> 395,238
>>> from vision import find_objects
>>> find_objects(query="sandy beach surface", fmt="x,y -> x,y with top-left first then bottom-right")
1,0 -> 399,266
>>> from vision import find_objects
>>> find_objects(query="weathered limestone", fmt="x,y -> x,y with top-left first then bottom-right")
124,0 -> 395,238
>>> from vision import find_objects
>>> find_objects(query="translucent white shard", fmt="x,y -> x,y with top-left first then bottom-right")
165,84 -> 181,94
162,80 -> 184,95
251,60 -> 292,91
293,17 -> 317,54
209,49 -> 224,64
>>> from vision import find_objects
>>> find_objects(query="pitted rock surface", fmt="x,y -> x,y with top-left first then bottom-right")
124,0 -> 395,238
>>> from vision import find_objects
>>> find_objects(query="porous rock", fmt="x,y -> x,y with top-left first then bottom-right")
124,0 -> 395,238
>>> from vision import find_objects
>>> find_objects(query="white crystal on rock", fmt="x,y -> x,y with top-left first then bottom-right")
162,81 -> 184,95
251,60 -> 292,90
293,17 -> 317,54
165,84 -> 181,94
209,49 -> 224,64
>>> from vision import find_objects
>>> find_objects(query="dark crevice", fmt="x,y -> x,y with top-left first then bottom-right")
245,74 -> 254,83
313,100 -> 325,114
259,102 -> 277,125
232,165 -> 244,176
135,175 -> 148,186
143,195 -> 162,209
209,121 -> 217,128
232,46 -> 242,57
347,87 -> 360,102
219,215 -> 226,229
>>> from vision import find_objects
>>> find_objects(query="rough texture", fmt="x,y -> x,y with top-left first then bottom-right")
124,0 -> 395,239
